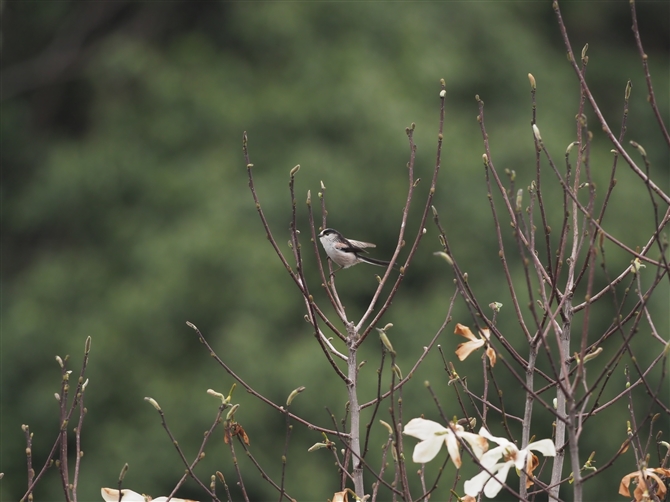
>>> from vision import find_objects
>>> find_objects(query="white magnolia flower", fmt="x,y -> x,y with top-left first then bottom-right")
101,488 -> 198,502
403,417 -> 488,468
464,428 -> 556,498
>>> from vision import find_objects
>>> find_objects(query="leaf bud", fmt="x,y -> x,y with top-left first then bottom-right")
144,397 -> 161,411
286,386 -> 306,406
528,73 -> 536,90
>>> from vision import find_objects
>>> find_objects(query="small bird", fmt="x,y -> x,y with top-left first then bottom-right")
318,228 -> 392,270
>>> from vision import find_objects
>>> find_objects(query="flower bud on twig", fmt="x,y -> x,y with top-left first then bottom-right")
379,420 -> 393,435
226,403 -> 240,420
532,124 -> 542,143
377,328 -> 395,355
433,252 -> 453,266
144,397 -> 161,411
286,386 -> 306,406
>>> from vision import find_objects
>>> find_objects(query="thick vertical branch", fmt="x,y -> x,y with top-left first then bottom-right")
519,344 -> 539,500
547,31 -> 590,501
58,360 -> 72,502
345,322 -> 365,497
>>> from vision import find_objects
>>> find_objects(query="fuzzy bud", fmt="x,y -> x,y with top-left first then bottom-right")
629,141 -> 647,157
489,302 -> 503,312
377,329 -> 395,355
516,189 -> 523,213
532,123 -> 542,143
379,420 -> 393,435
286,386 -> 306,406
308,443 -> 328,452
434,251 -> 453,266
207,389 -> 227,404
583,347 -> 603,363
118,463 -> 129,482
226,404 -> 240,420
629,257 -> 646,275
144,397 -> 161,411
528,73 -> 536,90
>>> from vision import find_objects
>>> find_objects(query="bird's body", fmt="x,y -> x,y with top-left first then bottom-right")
318,228 -> 392,269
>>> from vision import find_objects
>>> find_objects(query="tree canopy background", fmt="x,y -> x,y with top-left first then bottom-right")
2,2 -> 668,500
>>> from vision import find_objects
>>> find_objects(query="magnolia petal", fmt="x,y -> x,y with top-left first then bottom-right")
454,323 -> 479,341
486,346 -> 496,367
332,491 -> 349,502
483,461 -> 513,498
633,481 -> 648,502
404,417 -> 447,440
619,469 -> 670,500
515,439 -> 554,470
464,469 -> 494,497
455,340 -> 485,361
101,489 -> 147,501
445,430 -> 462,468
480,328 -> 491,340
527,438 -> 556,457
412,435 -> 445,463
478,444 -> 509,469
460,431 -> 489,459
478,428 -> 506,446
646,472 -> 668,499
619,472 -> 634,496
153,498 -> 199,502
101,488 -> 198,502
525,452 -> 540,488
513,447 -> 529,471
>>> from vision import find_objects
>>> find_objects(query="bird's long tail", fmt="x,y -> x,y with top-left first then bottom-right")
359,255 -> 397,268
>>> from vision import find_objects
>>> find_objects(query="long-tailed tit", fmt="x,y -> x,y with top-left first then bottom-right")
318,228 -> 392,269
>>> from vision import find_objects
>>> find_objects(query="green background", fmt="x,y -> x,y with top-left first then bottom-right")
2,1 -> 668,500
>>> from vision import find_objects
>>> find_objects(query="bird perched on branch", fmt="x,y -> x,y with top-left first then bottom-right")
318,228 -> 393,270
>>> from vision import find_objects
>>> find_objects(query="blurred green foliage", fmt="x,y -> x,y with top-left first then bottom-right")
2,2 -> 668,500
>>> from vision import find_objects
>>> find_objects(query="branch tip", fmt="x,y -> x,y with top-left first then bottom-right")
528,73 -> 536,90
286,386 -> 306,406
144,397 -> 161,411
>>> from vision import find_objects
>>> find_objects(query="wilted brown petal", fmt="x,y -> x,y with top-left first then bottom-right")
454,323 -> 478,341
525,452 -> 540,488
486,346 -> 497,367
332,490 -> 349,502
619,468 -> 670,501
455,339 -> 484,361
